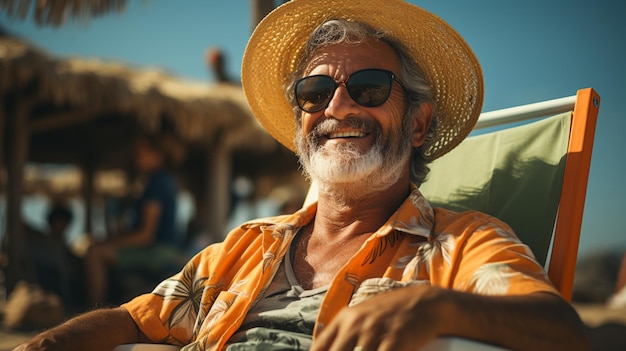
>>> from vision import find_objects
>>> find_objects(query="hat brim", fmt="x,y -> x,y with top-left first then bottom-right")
242,0 -> 483,159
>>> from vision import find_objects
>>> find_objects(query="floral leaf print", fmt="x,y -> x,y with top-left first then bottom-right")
180,335 -> 209,351
263,251 -> 275,272
401,241 -> 428,280
415,232 -> 455,274
200,298 -> 234,336
261,223 -> 298,273
152,261 -> 200,298
477,222 -> 538,260
152,261 -> 218,342
349,277 -> 430,306
477,222 -> 519,242
344,272 -> 360,287
361,232 -> 404,265
228,280 -> 250,297
193,285 -> 246,341
393,190 -> 434,236
395,214 -> 432,237
393,254 -> 415,270
272,223 -> 297,239
470,263 -> 517,295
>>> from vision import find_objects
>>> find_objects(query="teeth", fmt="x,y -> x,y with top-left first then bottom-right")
328,131 -> 366,138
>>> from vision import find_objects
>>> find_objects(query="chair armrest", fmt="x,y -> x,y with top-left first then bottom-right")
421,337 -> 510,350
113,337 -> 509,351
113,344 -> 181,351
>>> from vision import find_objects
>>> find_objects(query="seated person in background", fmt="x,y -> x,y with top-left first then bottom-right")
84,132 -> 185,306
14,0 -> 589,350
25,202 -> 77,308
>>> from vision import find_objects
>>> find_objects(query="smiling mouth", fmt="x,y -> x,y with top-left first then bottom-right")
326,131 -> 367,139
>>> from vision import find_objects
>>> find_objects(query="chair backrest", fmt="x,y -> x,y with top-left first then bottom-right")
420,88 -> 600,300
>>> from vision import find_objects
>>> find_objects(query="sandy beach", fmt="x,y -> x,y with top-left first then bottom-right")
0,329 -> 37,351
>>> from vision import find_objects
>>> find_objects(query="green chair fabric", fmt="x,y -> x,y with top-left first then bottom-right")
420,112 -> 572,265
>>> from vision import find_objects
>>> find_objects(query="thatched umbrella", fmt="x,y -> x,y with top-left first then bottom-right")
0,0 -> 126,27
1,31 -> 268,145
1,0 -> 280,28
0,30 -> 301,293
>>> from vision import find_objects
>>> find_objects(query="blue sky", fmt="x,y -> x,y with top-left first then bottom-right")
2,0 -> 625,258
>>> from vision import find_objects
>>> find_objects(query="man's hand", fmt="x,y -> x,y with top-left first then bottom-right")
311,285 -> 589,351
311,284 -> 451,351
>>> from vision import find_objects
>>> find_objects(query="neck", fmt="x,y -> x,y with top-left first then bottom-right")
293,176 -> 411,290
311,176 -> 411,240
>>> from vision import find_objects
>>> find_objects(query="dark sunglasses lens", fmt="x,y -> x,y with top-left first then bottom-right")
296,76 -> 335,112
347,70 -> 393,107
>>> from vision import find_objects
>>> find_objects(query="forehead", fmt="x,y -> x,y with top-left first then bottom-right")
303,39 -> 401,76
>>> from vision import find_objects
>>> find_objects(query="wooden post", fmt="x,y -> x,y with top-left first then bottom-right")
0,99 -> 5,187
82,162 -> 95,234
206,141 -> 232,241
0,100 -> 5,302
249,0 -> 277,31
5,98 -> 33,293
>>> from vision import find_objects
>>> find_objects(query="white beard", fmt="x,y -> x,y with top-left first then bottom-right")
296,118 -> 411,202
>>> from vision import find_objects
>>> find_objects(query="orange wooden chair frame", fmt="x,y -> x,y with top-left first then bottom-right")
548,87 -> 600,300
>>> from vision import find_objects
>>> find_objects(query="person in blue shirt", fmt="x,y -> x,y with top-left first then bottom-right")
84,132 -> 185,307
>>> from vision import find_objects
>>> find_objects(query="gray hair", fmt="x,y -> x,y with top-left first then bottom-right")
286,19 -> 438,186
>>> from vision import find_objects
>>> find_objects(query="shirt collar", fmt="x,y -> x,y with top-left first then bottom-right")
382,185 -> 435,238
241,184 -> 434,239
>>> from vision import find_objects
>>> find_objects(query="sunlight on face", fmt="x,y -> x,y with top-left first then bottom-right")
294,39 -> 415,199
295,114 -> 413,198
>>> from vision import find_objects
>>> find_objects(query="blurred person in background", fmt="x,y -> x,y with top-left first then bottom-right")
24,202 -> 77,308
84,132 -> 186,307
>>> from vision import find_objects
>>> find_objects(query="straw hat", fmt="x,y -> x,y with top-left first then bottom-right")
241,0 -> 483,159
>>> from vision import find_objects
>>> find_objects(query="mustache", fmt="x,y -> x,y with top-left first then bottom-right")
310,117 -> 378,138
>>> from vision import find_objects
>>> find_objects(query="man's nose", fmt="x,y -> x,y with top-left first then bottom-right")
324,84 -> 359,119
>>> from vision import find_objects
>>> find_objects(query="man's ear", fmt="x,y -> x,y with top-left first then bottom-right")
411,102 -> 433,147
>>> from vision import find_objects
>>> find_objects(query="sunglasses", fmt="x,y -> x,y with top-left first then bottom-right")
294,68 -> 405,113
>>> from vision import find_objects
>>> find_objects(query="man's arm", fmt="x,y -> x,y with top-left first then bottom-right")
13,307 -> 148,351
312,285 -> 589,351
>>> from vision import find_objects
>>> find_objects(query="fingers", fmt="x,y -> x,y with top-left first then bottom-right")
353,323 -> 384,351
312,305 -> 386,351
312,285 -> 446,351
310,319 -> 352,351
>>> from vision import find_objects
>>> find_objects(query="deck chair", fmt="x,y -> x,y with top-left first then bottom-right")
420,87 -> 600,301
114,88 -> 599,351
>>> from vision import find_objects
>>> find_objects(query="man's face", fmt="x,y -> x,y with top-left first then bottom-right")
295,40 -> 413,191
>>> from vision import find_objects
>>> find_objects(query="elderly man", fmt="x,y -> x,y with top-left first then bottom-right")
14,0 -> 589,350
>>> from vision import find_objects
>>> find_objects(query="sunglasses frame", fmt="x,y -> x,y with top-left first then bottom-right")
294,68 -> 406,113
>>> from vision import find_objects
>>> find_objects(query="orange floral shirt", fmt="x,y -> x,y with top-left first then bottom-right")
122,186 -> 558,350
